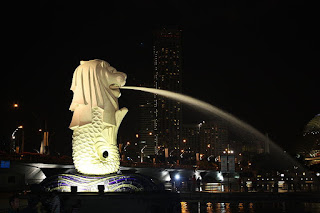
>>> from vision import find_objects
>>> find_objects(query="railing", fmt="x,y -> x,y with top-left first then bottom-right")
0,153 -> 72,164
120,161 -> 218,170
0,153 -> 218,170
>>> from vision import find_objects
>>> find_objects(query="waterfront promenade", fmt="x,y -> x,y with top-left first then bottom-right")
2,191 -> 320,212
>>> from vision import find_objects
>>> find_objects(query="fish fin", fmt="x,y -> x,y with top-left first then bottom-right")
115,107 -> 128,128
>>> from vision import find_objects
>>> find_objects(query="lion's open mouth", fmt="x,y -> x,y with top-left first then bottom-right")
109,84 -> 120,89
109,84 -> 122,98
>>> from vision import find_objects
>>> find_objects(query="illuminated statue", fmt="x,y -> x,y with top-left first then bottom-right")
69,59 -> 127,175
41,59 -> 160,193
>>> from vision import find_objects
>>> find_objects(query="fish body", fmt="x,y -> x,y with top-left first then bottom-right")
72,107 -> 127,175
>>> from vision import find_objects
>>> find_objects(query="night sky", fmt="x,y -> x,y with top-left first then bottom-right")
1,1 -> 319,154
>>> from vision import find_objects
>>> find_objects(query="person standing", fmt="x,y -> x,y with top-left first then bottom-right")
8,195 -> 20,213
48,191 -> 60,213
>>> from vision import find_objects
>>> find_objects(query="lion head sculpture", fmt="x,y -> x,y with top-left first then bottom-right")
69,59 -> 127,129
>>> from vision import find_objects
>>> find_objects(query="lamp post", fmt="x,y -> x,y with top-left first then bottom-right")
141,145 -> 147,163
223,144 -> 234,192
19,126 -> 24,153
11,128 -> 19,153
227,144 -> 230,192
11,126 -> 24,153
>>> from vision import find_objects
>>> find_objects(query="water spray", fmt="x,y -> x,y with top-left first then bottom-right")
120,86 -> 304,171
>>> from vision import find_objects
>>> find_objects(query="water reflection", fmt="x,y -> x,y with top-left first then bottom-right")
181,202 -> 189,213
180,201 -> 320,213
206,202 -> 213,213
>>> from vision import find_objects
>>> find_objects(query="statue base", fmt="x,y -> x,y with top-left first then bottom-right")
41,173 -> 162,192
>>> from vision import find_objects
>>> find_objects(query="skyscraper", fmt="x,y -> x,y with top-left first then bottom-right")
199,120 -> 229,157
153,28 -> 183,152
182,124 -> 200,153
137,83 -> 156,157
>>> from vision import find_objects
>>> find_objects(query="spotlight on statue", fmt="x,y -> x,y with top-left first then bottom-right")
98,185 -> 105,193
71,186 -> 77,193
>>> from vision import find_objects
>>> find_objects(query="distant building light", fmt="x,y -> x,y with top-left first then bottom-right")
281,174 -> 284,177
13,103 -> 19,108
18,126 -> 23,129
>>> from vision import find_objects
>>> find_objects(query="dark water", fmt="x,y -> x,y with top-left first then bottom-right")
181,201 -> 320,213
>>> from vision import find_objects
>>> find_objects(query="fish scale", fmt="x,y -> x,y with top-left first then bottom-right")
72,107 -> 120,175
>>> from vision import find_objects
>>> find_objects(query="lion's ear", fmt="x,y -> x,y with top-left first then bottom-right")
80,61 -> 86,65
100,61 -> 104,68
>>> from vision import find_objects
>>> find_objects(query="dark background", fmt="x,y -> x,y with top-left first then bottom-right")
1,1 -> 319,155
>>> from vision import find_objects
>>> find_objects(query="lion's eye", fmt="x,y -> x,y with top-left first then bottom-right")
109,67 -> 117,73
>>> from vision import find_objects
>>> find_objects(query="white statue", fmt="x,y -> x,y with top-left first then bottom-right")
69,59 -> 127,175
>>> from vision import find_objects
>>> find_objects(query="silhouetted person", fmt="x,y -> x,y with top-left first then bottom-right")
288,182 -> 292,191
252,180 -> 257,192
244,183 -> 248,192
8,195 -> 20,213
48,191 -> 60,213
191,175 -> 196,191
263,183 -> 268,191
293,182 -> 297,192
273,182 -> 278,193
196,178 -> 201,191
71,199 -> 81,213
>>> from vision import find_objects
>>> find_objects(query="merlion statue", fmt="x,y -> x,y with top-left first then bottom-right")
69,59 -> 127,175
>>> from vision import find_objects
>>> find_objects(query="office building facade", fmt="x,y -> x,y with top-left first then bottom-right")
199,120 -> 229,157
137,83 -> 157,157
153,28 -> 183,152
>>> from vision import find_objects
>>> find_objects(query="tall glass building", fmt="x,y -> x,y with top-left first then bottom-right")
153,28 -> 183,153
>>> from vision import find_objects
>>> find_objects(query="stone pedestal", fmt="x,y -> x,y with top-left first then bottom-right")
41,173 -> 161,192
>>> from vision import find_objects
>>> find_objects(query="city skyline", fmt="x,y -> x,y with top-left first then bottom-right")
1,2 -> 319,155
2,3 -> 320,212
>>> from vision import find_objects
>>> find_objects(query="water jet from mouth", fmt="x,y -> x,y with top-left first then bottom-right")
121,86 -> 303,170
